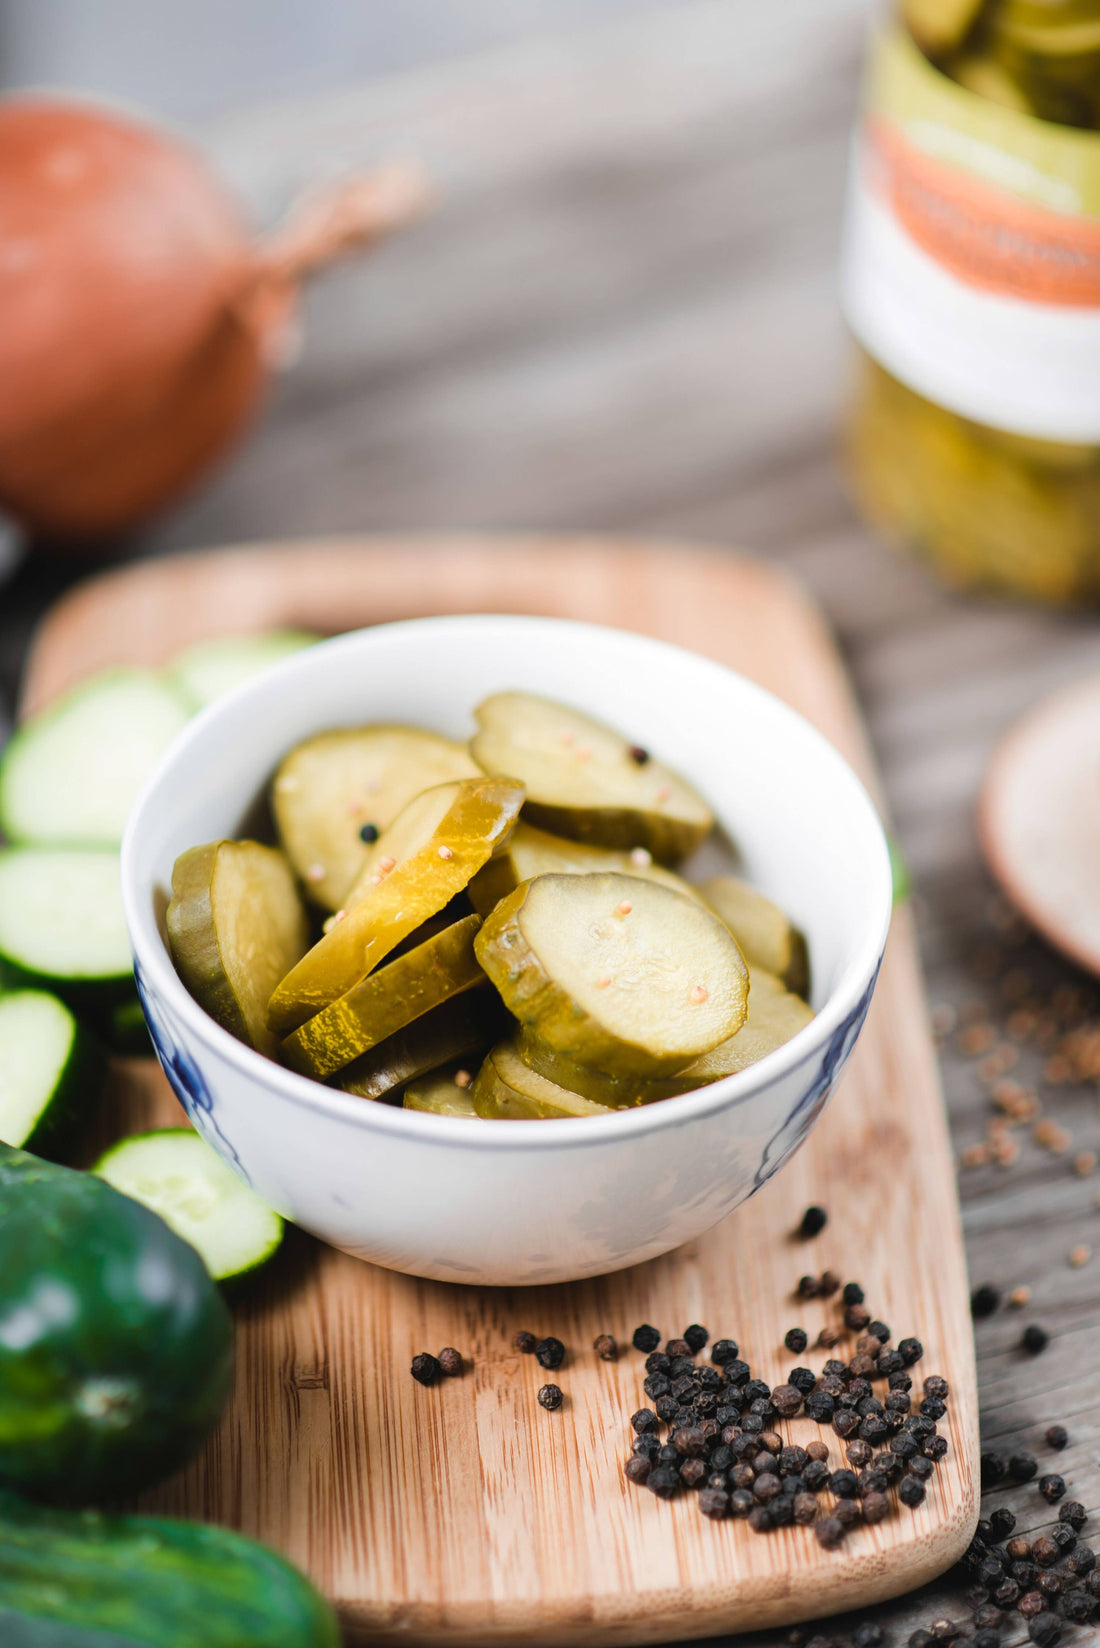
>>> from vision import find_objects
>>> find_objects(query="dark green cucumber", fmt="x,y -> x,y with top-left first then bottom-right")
0,1490 -> 339,1648
0,1146 -> 233,1505
0,991 -> 105,1159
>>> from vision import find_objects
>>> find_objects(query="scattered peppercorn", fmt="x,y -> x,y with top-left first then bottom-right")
537,1383 -> 563,1411
815,1515 -> 846,1549
682,1323 -> 708,1353
842,1281 -> 865,1306
1009,1452 -> 1038,1481
358,822 -> 379,843
783,1327 -> 808,1354
593,1333 -> 618,1362
990,1507 -> 1016,1540
535,1337 -> 565,1369
1059,1500 -> 1088,1527
437,1347 -> 463,1377
971,1284 -> 1001,1319
1044,1424 -> 1069,1450
1038,1474 -> 1066,1503
632,1324 -> 661,1352
796,1274 -> 819,1299
845,1304 -> 872,1332
1022,1324 -> 1050,1355
624,1453 -> 651,1484
411,1352 -> 440,1386
797,1205 -> 828,1238
899,1476 -> 926,1507
1027,1614 -> 1061,1648
513,1331 -> 537,1354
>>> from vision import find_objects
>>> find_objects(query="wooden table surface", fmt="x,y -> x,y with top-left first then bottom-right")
3,2 -> 1100,1641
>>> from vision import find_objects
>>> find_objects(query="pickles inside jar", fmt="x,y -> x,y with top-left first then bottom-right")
166,689 -> 817,1122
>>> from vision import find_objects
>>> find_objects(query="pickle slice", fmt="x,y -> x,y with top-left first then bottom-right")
337,987 -> 507,1101
273,726 -> 480,911
519,967 -> 814,1104
167,841 -> 309,1060
467,821 -> 701,917
470,692 -> 712,864
283,913 -> 485,1079
471,1040 -> 614,1120
701,875 -> 810,999
903,0 -> 985,53
404,1063 -> 483,1119
268,777 -> 523,1035
475,872 -> 747,1077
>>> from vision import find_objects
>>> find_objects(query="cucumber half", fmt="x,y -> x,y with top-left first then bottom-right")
471,1040 -> 614,1120
0,990 -> 104,1157
467,821 -> 700,918
470,691 -> 712,864
94,1129 -> 284,1283
272,724 -> 480,911
268,777 -> 524,1036
403,1062 -> 484,1119
0,849 -> 133,997
475,872 -> 748,1077
0,669 -> 191,848
167,631 -> 318,711
283,914 -> 485,1080
701,875 -> 810,999
338,987 -> 507,1101
167,841 -> 310,1061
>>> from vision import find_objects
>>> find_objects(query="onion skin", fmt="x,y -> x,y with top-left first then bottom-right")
0,99 -> 426,548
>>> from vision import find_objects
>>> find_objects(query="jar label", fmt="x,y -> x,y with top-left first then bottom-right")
841,24 -> 1100,441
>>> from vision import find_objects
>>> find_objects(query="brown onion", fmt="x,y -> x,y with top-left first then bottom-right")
0,98 -> 427,546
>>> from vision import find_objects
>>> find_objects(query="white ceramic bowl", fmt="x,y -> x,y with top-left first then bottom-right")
121,616 -> 892,1286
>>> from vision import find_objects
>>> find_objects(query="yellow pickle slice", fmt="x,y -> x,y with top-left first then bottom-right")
282,913 -> 485,1079
470,691 -> 712,864
336,987 -> 507,1102
467,821 -> 700,917
267,777 -> 523,1036
701,874 -> 810,999
272,725 -> 480,912
474,871 -> 748,1077
403,1062 -> 484,1119
471,1040 -> 615,1120
167,840 -> 309,1060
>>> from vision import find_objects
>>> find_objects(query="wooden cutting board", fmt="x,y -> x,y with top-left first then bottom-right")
22,536 -> 978,1645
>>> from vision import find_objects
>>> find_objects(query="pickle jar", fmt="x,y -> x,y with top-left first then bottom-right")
841,0 -> 1100,603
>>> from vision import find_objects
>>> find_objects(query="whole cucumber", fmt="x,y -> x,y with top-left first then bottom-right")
0,1489 -> 339,1648
0,1145 -> 233,1504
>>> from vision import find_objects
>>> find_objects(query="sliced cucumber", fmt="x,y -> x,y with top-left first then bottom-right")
167,841 -> 309,1060
0,990 -> 104,1156
701,875 -> 810,999
470,692 -> 712,864
403,1063 -> 484,1119
519,967 -> 814,1103
283,914 -> 485,1080
272,724 -> 480,911
268,777 -> 523,1036
0,849 -> 133,996
94,1129 -> 284,1283
0,669 -> 191,847
167,631 -> 318,712
471,1040 -> 614,1120
475,872 -> 747,1077
468,821 -> 700,918
338,987 -> 507,1101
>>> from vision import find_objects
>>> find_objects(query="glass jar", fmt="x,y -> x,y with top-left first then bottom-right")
842,2 -> 1100,603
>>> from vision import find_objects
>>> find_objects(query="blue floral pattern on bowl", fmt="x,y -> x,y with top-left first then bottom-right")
133,957 -> 248,1181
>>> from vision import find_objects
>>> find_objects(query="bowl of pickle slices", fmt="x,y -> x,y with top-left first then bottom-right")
122,616 -> 892,1284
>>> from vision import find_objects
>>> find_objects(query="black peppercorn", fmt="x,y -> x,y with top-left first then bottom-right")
1051,1523 -> 1076,1553
743,1378 -> 772,1405
357,821 -> 380,843
747,1504 -> 774,1533
632,1434 -> 660,1459
793,1491 -> 818,1525
664,1337 -> 692,1360
798,1205 -> 828,1238
802,1459 -> 830,1492
1031,1535 -> 1059,1567
716,1405 -> 741,1429
1038,1474 -> 1066,1503
411,1352 -> 440,1385
973,1605 -> 1002,1631
797,1274 -> 820,1299
1019,1592 -> 1046,1619
1009,1451 -> 1037,1480
845,1304 -> 872,1331
645,1351 -> 671,1375
889,1370 -> 914,1391
632,1323 -> 661,1352
535,1336 -> 564,1369
654,1395 -> 679,1423
670,1374 -> 695,1403
537,1383 -> 562,1411
846,1439 -> 874,1468
1060,1500 -> 1088,1527
923,1436 -> 948,1462
1027,1615 -> 1061,1648
784,1327 -> 808,1354
698,1486 -> 729,1519
1036,1572 -> 1061,1600
777,1444 -> 808,1476
789,1367 -> 816,1396
1005,1536 -> 1031,1561
980,1451 -> 1007,1487
834,1410 -> 860,1439
898,1475 -> 926,1507
438,1347 -> 463,1377
710,1338 -> 739,1365
894,1337 -> 922,1366
920,1397 -> 947,1421
806,1393 -> 836,1424
753,1471 -> 782,1504
923,1374 -> 949,1400
624,1453 -> 651,1484
860,1414 -> 890,1445
853,1626 -> 884,1648
647,1464 -> 679,1498
772,1384 -> 803,1418
682,1323 -> 708,1353
722,1360 -> 751,1389
729,1487 -> 754,1517
1044,1424 -> 1069,1450
730,1463 -> 755,1491
857,1468 -> 888,1496
1062,1590 -> 1095,1624
909,1456 -> 934,1481
862,1489 -> 890,1524
972,1633 -> 1001,1648
877,1350 -> 904,1377
513,1330 -> 537,1354
815,1514 -> 846,1549
644,1373 -> 671,1401
631,1408 -> 659,1435
892,1433 -> 921,1460
593,1333 -> 618,1362
993,1578 -> 1021,1609
971,1284 -> 1001,1319
1011,1560 -> 1038,1588
1022,1325 -> 1050,1355
819,1269 -> 842,1296
885,1392 -> 911,1413
679,1456 -> 707,1488
709,1444 -> 734,1474
868,1320 -> 890,1343
829,1468 -> 859,1499
842,1281 -> 865,1306
696,1366 -> 720,1391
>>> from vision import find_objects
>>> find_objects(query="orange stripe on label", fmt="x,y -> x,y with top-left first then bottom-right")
866,115 -> 1100,307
